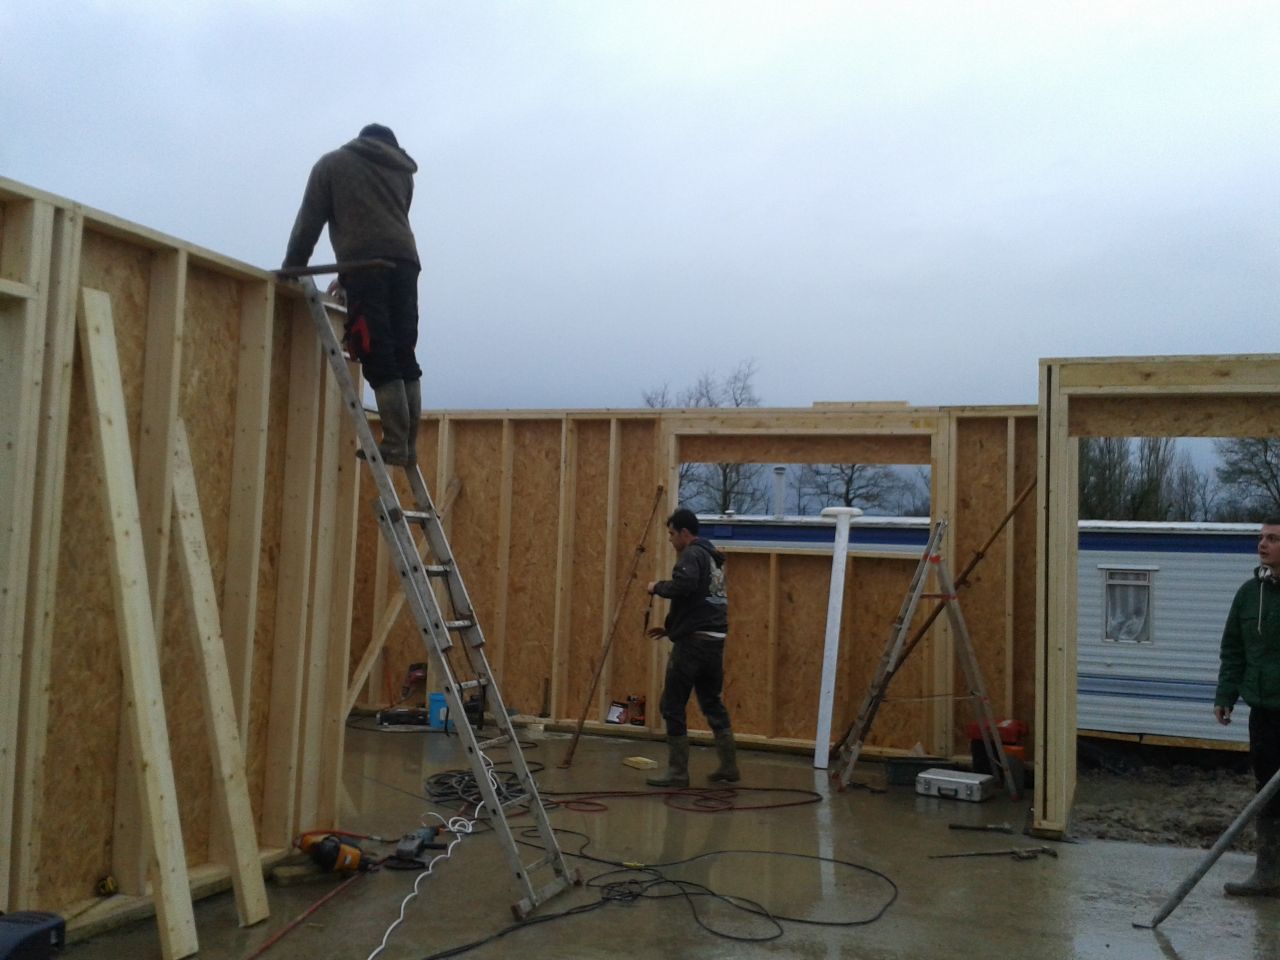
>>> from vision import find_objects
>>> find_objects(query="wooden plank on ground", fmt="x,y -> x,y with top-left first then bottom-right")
12,205 -> 81,909
78,286 -> 198,959
170,421 -> 269,927
0,198 -> 53,912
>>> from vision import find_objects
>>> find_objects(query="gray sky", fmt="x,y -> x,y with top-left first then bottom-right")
4,2 -> 1277,412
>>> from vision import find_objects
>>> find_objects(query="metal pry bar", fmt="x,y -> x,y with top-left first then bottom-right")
275,258 -> 395,278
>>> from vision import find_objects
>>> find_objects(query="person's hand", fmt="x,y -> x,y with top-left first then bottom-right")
646,581 -> 658,595
1214,705 -> 1232,726
646,627 -> 666,640
326,278 -> 346,304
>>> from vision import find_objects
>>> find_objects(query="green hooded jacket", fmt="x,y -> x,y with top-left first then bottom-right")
1215,570 -> 1280,711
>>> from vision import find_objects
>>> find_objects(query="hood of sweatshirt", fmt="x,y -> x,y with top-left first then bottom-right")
691,537 -> 725,567
343,135 -> 418,174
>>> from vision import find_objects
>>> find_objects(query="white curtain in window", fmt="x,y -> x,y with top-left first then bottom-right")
1107,581 -> 1149,642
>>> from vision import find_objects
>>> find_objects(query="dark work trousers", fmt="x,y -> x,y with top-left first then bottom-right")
659,633 -> 731,738
339,259 -> 422,389
1249,705 -> 1280,820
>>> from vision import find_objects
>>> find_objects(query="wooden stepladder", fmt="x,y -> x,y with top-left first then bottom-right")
282,267 -> 577,919
832,520 -> 1019,800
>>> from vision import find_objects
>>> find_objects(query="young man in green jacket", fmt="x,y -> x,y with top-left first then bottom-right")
1214,517 -> 1280,897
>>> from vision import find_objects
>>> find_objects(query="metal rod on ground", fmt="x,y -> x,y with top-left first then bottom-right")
1136,764 -> 1280,929
559,484 -> 666,769
831,477 -> 1037,753
275,259 -> 395,278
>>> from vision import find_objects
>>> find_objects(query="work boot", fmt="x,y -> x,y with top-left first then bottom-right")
369,380 -> 413,467
708,728 -> 740,783
403,377 -> 422,466
646,736 -> 690,788
1225,818 -> 1280,897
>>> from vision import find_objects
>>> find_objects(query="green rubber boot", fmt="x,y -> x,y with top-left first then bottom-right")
646,736 -> 690,788
1225,818 -> 1280,897
708,729 -> 740,783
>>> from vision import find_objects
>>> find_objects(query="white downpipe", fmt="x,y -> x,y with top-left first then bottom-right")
814,506 -> 862,769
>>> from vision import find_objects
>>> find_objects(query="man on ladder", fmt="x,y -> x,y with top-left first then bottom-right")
282,122 -> 422,466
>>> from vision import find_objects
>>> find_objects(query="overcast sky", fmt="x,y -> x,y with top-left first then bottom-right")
4,2 -> 1276,411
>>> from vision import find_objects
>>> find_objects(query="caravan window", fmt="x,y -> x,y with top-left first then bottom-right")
1102,567 -> 1154,644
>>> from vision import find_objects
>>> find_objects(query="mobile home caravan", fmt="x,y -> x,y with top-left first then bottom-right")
699,515 -> 1259,748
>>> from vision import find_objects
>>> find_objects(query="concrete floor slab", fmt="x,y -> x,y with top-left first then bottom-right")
66,726 -> 1279,959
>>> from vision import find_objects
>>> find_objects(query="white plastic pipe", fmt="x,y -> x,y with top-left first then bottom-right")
814,506 -> 863,769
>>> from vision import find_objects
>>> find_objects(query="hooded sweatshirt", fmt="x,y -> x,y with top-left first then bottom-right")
283,135 -> 419,269
1215,567 -> 1280,711
654,537 -> 729,643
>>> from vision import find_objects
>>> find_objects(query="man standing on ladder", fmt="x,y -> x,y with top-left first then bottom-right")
645,508 -> 739,787
1214,516 -> 1280,898
282,123 -> 422,466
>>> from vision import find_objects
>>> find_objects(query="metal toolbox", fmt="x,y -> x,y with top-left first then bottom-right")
915,768 -> 996,803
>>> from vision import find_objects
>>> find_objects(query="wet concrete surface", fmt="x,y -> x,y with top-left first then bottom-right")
66,725 -> 1280,959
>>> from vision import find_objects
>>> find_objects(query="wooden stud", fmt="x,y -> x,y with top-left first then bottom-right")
926,417 -> 954,756
491,419 -> 515,679
0,198 -> 53,912
78,287 -> 198,959
767,552 -> 780,739
112,246 -> 187,897
597,419 -> 621,719
221,279 -> 275,741
12,205 -> 82,909
261,301 -> 322,847
316,355 -> 362,829
295,360 -> 342,831
170,421 -> 269,927
550,418 -> 578,720
1005,417 -> 1017,718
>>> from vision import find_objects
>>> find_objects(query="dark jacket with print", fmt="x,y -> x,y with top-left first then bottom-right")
1215,569 -> 1280,711
654,537 -> 728,643
283,135 -> 419,268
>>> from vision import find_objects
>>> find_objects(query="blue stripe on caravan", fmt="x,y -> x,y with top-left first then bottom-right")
1078,673 -> 1216,702
703,522 -> 930,547
1078,532 -> 1257,554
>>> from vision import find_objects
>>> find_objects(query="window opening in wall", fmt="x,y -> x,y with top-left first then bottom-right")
1102,568 -> 1154,643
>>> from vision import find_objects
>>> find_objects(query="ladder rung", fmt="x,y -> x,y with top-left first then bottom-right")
402,509 -> 436,525
476,734 -> 511,751
445,619 -> 475,631
458,678 -> 488,691
520,853 -> 553,874
502,792 -> 530,812
423,564 -> 451,577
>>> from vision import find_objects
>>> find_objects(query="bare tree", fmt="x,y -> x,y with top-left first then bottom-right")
797,462 -> 906,514
1126,437 -> 1178,521
643,359 -> 766,513
1078,437 -> 1132,520
1215,438 -> 1280,518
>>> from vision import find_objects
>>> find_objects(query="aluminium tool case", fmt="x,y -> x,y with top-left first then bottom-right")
915,768 -> 996,803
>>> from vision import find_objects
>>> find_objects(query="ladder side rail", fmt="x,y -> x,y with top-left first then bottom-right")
934,557 -> 1020,801
405,467 -> 482,635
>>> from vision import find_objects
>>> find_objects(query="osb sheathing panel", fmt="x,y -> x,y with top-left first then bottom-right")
603,420 -> 661,710
448,421 -> 503,677
951,417 -> 1012,750
771,555 -> 835,740
715,553 -> 773,735
566,421 -> 610,720
502,420 -> 562,715
1013,417 -> 1039,742
39,230 -> 152,906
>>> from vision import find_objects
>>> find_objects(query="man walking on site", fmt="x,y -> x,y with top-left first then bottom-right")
644,508 -> 739,787
1214,516 -> 1280,897
283,123 -> 422,466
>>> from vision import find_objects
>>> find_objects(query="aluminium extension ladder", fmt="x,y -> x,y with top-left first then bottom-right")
831,520 -> 1019,800
289,272 -> 578,919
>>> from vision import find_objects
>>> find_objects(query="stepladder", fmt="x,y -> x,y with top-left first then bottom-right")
831,520 -> 1020,801
282,267 -> 578,919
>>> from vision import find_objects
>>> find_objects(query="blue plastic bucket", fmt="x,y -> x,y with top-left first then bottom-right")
427,692 -> 455,731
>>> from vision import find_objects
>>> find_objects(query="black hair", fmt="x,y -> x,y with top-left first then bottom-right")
667,508 -> 699,535
1263,517 -> 1280,528
359,123 -> 399,147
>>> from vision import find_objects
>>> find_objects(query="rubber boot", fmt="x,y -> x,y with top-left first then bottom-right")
371,380 -> 413,467
708,729 -> 740,783
1225,818 -> 1280,897
403,378 -> 421,466
646,736 -> 690,788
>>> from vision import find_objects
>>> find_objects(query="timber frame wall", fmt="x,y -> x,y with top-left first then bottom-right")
349,404 -> 1040,768
0,176 -> 359,958
1036,354 -> 1280,837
